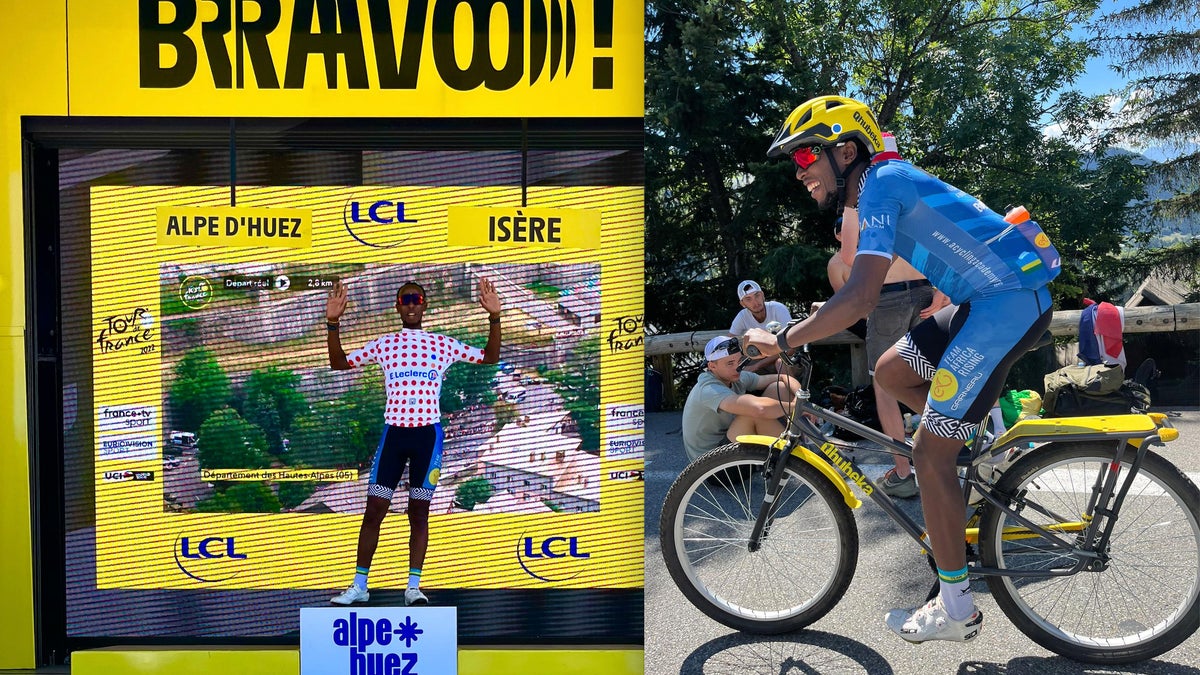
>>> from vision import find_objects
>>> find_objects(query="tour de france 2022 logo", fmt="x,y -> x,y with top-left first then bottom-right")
96,307 -> 156,355
606,314 -> 643,354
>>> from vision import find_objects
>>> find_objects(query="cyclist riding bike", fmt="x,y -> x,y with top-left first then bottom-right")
744,95 -> 1059,644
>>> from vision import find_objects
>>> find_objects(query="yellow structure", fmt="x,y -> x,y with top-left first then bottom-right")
0,2 -> 643,671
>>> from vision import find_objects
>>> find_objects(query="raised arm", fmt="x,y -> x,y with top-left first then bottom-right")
478,277 -> 502,364
326,281 -> 352,370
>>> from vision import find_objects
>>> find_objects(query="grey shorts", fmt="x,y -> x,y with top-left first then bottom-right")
866,283 -> 936,372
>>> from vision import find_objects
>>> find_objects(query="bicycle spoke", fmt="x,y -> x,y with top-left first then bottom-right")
986,445 -> 1200,656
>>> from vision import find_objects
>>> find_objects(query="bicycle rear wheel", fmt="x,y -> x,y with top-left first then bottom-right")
659,442 -> 858,633
979,441 -> 1200,663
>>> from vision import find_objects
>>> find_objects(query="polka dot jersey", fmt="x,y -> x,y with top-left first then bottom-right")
347,329 -> 486,426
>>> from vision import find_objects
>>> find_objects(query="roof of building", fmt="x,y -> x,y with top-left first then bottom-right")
1125,271 -> 1191,307
473,489 -> 555,514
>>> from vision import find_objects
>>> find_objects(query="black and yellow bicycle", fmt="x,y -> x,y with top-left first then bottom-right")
659,339 -> 1198,664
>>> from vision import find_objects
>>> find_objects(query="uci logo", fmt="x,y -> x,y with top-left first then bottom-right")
342,199 -> 418,249
174,534 -> 248,583
517,534 -> 590,582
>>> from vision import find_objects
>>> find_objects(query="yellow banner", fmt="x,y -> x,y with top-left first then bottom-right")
92,185 -> 644,590
448,206 -> 601,248
157,207 -> 312,248
66,0 -> 644,117
201,468 -> 356,482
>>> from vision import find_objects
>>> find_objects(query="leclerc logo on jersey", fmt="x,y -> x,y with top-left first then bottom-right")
516,533 -> 590,582
174,533 -> 248,583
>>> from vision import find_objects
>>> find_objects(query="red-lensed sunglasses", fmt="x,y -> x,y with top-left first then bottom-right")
791,145 -> 824,170
400,293 -> 425,305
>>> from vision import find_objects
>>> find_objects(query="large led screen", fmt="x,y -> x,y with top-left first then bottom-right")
62,157 -> 644,640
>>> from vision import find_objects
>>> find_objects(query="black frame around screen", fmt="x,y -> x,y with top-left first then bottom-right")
23,116 -> 644,666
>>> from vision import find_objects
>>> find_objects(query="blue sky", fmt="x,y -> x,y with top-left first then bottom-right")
1059,0 -> 1197,162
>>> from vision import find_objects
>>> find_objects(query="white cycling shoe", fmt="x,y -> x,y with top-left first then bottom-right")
330,584 -> 370,605
885,596 -> 983,643
404,587 -> 429,606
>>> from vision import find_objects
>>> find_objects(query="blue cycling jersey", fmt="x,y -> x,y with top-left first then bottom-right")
855,160 -> 1059,304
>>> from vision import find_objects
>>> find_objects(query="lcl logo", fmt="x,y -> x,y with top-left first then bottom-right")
516,534 -> 590,582
342,200 -> 418,249
174,534 -> 248,583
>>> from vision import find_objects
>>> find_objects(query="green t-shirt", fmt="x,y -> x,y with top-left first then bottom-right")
681,370 -> 763,462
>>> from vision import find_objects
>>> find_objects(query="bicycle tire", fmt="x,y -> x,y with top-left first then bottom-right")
978,441 -> 1200,663
659,442 -> 858,633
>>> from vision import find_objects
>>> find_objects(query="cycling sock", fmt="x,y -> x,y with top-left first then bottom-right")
937,565 -> 974,620
353,566 -> 370,590
408,568 -> 422,589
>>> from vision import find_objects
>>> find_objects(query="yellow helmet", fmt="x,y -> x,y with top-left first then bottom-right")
767,95 -> 884,158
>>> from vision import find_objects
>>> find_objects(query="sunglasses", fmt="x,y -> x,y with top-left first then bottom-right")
715,337 -> 742,356
399,293 -> 425,306
791,145 -> 824,170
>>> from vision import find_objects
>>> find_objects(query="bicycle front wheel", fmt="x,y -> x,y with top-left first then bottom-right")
659,442 -> 858,633
979,441 -> 1200,664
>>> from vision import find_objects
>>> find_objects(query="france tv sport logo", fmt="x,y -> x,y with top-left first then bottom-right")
173,534 -> 248,583
516,533 -> 590,582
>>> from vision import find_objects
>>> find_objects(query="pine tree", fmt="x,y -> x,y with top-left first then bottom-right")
1099,0 -> 1200,286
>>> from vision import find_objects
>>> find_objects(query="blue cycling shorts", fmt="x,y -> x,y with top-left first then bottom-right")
896,287 -> 1052,440
367,423 -> 444,502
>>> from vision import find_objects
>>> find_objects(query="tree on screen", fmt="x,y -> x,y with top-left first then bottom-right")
544,335 -> 600,452
288,403 -> 358,468
345,368 -> 386,464
438,329 -> 500,415
225,483 -> 282,513
454,476 -> 494,511
169,347 -> 232,433
278,481 -> 317,509
237,366 -> 309,455
197,406 -> 269,470
196,483 -> 282,514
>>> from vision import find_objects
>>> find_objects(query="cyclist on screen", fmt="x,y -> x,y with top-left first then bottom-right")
325,277 -> 502,607
744,95 -> 1058,643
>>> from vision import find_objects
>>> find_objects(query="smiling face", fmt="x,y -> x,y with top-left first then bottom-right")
796,143 -> 859,211
395,283 -> 427,329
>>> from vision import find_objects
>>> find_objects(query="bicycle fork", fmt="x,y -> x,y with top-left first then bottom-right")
747,443 -> 795,553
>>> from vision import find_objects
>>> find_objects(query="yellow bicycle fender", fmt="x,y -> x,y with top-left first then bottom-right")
992,414 -> 1159,448
735,435 -> 862,509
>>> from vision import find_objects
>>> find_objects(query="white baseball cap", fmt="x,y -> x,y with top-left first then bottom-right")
704,335 -> 739,361
737,280 -> 762,300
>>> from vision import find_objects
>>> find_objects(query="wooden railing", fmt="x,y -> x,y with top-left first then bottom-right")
644,303 -> 1199,409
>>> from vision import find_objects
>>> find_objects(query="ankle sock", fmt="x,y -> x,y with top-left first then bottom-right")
353,566 -> 369,590
937,565 -> 974,620
408,567 -> 422,590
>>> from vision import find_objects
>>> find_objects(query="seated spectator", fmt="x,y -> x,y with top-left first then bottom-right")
731,280 -> 793,374
681,335 -> 800,463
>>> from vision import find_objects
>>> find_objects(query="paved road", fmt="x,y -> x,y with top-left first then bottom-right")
644,408 -> 1200,675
